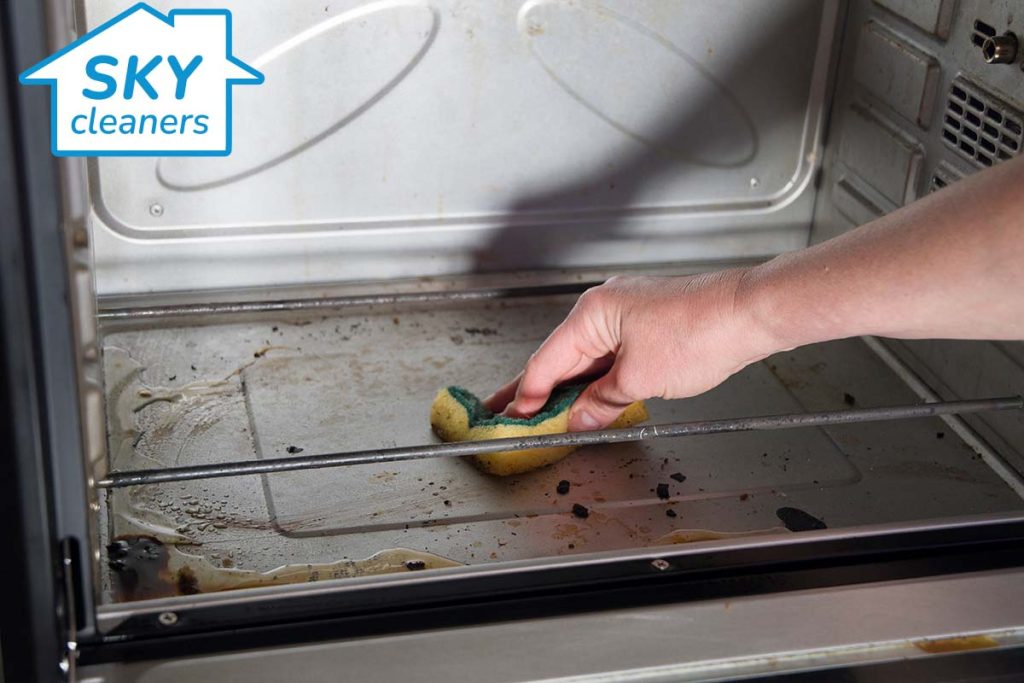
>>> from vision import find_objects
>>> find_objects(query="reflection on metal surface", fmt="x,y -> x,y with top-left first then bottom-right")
158,0 -> 440,190
107,535 -> 460,601
520,0 -> 757,167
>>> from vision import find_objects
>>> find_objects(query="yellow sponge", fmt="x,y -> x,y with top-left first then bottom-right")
430,385 -> 648,476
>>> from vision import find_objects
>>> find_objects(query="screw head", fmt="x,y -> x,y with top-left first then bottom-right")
157,611 -> 178,626
149,203 -> 164,217
651,558 -> 671,571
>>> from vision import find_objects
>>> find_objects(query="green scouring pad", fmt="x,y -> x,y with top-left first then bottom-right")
430,384 -> 648,476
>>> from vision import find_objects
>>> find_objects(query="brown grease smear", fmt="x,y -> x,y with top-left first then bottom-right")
108,535 -> 461,602
914,635 -> 999,654
653,527 -> 788,545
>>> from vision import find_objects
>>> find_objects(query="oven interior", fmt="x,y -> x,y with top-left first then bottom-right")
50,0 -> 1024,639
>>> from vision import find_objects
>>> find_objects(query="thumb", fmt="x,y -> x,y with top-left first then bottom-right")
568,367 -> 637,431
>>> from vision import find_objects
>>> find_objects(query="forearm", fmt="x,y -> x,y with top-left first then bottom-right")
740,154 -> 1024,353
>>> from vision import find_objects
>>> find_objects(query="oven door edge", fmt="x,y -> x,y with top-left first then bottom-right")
1,2 -> 98,681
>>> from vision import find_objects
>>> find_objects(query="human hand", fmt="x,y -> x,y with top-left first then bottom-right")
483,271 -> 779,431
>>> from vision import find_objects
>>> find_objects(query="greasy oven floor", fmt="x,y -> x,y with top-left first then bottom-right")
99,294 -> 1024,602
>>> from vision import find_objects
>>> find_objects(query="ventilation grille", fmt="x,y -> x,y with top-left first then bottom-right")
929,164 -> 963,193
942,79 -> 1022,168
971,19 -> 996,47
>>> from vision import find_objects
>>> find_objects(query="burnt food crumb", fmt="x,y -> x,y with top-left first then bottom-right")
656,483 -> 670,500
464,327 -> 499,336
404,560 -> 427,571
286,445 -> 304,454
776,506 -> 827,532
556,479 -> 570,495
571,503 -> 590,519
669,472 -> 686,483
843,392 -> 856,406
665,509 -> 677,518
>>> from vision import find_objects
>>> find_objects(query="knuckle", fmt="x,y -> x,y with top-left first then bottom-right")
576,287 -> 597,306
591,378 -> 629,407
578,285 -> 609,310
614,367 -> 646,401
605,274 -> 641,289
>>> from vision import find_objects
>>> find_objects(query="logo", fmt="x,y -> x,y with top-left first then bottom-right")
19,2 -> 264,157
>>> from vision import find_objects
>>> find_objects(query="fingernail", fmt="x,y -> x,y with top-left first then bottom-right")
570,410 -> 600,431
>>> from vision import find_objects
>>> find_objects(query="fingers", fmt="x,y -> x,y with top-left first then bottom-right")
567,365 -> 638,431
488,283 -> 621,418
504,324 -> 617,417
504,340 -> 584,417
482,373 -> 522,413
495,320 -> 577,417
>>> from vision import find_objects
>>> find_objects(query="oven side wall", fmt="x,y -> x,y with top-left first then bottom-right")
810,0 -> 1024,476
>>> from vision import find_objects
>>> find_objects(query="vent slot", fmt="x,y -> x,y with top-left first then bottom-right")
972,19 -> 997,47
929,163 -> 964,194
942,79 -> 1023,169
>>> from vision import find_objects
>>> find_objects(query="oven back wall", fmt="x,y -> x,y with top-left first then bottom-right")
82,0 -> 837,296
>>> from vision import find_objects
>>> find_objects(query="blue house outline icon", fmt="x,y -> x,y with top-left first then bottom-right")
19,1 -> 264,157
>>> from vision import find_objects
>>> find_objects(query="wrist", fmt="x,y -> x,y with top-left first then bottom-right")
731,261 -> 802,360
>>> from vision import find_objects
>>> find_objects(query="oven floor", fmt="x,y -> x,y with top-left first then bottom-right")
100,296 -> 1024,602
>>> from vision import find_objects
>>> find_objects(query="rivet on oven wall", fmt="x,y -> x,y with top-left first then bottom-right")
157,611 -> 179,626
149,203 -> 164,217
749,177 -> 760,188
651,559 -> 671,571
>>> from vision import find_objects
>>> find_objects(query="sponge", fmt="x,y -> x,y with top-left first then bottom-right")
430,384 -> 648,476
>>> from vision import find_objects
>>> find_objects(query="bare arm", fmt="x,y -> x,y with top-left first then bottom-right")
743,153 -> 1024,347
486,154 -> 1024,430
